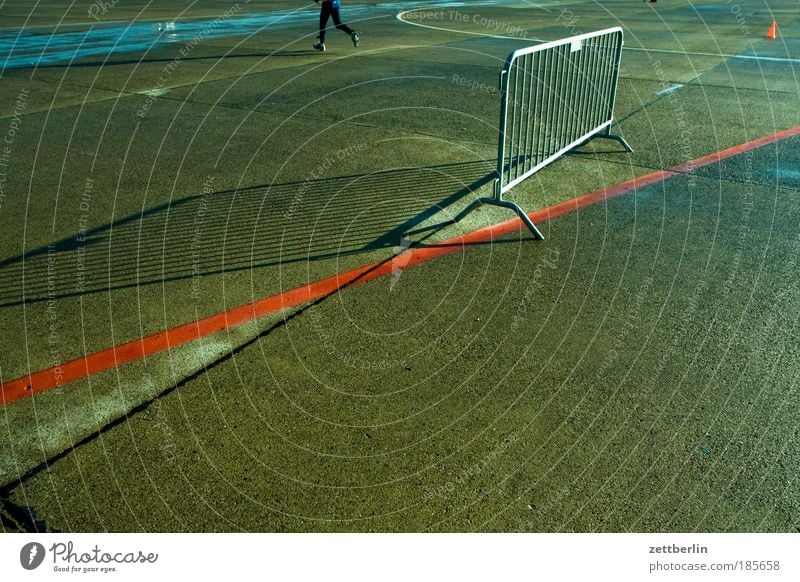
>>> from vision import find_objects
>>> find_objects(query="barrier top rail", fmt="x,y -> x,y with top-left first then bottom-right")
503,26 -> 624,63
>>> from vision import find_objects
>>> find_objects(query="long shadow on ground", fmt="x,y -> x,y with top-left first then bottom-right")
0,160 -> 497,308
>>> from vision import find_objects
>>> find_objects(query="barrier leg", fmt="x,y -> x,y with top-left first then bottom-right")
450,193 -> 545,241
600,131 -> 633,152
495,198 -> 545,240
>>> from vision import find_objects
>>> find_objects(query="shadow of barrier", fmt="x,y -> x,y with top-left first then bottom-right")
0,159 -> 501,504
0,160 -> 497,308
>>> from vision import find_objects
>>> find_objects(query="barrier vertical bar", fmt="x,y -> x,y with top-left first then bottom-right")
592,36 -> 606,130
524,53 -> 535,176
582,39 -> 598,138
494,66 -> 510,200
515,57 -> 528,179
533,53 -> 545,165
604,32 -> 631,150
600,34 -> 614,128
543,46 -> 557,163
552,47 -> 565,165
565,42 -> 581,145
508,60 -> 518,184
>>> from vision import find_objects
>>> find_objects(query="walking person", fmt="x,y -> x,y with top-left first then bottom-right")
313,0 -> 360,52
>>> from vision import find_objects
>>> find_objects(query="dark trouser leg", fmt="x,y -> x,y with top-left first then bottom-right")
331,7 -> 354,36
319,2 -> 332,42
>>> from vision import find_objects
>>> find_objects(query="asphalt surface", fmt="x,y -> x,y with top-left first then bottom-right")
0,0 -> 798,532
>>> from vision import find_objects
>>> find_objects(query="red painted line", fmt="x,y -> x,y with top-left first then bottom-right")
672,125 -> 800,173
2,126 -> 798,406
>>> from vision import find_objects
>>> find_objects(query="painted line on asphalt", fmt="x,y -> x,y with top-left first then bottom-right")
395,10 -> 800,65
2,125 -> 800,406
656,83 -> 684,96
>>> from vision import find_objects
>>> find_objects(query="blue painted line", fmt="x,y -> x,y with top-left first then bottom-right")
11,1 -> 792,72
0,1 -> 517,70
0,9 -> 313,69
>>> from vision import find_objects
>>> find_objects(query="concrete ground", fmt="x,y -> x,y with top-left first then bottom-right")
0,0 -> 798,532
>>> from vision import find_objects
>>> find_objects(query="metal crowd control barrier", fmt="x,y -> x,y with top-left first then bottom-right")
454,28 -> 632,240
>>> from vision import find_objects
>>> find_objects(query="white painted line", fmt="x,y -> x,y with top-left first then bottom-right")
656,83 -> 684,96
0,14 -> 230,31
395,9 -> 800,65
628,45 -> 800,65
138,88 -> 171,97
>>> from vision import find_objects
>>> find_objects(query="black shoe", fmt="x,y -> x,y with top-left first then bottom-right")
313,41 -> 326,52
351,32 -> 360,47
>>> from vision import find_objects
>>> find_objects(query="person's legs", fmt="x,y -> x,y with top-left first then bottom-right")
330,7 -> 354,36
318,1 -> 332,43
331,6 -> 359,47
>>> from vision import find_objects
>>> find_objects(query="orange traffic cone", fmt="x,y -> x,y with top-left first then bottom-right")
767,21 -> 777,39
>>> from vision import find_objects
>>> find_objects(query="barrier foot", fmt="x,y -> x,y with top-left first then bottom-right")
499,199 -> 546,240
602,132 -> 633,153
450,197 -> 545,241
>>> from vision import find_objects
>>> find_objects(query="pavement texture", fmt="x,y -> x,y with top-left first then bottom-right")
0,0 -> 798,532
